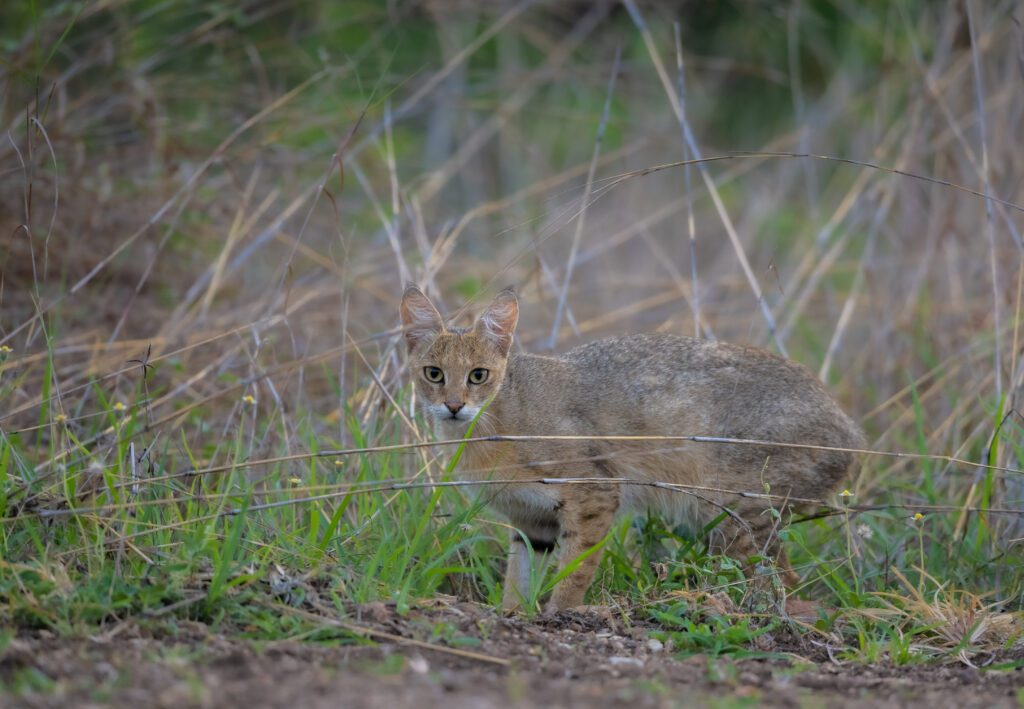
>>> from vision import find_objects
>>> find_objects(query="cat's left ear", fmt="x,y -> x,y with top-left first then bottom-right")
474,287 -> 518,356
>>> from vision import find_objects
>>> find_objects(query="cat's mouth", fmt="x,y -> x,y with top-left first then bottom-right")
430,404 -> 476,425
435,408 -> 473,424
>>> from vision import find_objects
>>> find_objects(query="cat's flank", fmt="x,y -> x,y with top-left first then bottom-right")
400,285 -> 863,612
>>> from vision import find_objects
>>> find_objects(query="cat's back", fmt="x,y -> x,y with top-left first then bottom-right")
552,333 -> 859,445
558,332 -> 812,388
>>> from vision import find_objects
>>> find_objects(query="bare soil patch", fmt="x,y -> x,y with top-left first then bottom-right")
2,603 -> 1021,708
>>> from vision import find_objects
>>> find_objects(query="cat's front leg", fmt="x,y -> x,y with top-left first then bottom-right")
546,486 -> 620,612
501,529 -> 554,612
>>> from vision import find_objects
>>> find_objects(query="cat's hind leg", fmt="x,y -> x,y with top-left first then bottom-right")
714,504 -> 799,589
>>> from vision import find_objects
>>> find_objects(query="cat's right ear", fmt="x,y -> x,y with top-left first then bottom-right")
400,284 -> 443,352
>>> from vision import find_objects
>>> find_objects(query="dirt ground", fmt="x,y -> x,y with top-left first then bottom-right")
2,602 -> 1021,708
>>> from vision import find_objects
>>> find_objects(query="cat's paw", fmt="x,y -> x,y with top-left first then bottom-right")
540,603 -> 617,626
567,603 -> 614,616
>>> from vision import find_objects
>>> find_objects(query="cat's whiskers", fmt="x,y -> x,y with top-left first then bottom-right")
472,410 -> 501,437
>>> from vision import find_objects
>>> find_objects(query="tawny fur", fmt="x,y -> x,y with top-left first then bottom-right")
400,285 -> 863,612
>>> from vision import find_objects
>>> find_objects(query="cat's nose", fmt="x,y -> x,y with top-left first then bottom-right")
445,401 -> 464,415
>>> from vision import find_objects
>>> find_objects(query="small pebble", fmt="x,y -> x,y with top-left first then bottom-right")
408,655 -> 429,675
609,656 -> 644,668
645,638 -> 664,653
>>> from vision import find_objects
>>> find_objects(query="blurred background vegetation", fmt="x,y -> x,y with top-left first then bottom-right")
0,0 -> 1022,653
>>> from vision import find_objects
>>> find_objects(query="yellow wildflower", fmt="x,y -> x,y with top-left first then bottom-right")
55,413 -> 67,423
112,402 -> 127,412
242,394 -> 256,405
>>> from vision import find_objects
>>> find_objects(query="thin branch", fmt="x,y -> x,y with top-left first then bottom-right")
70,432 -> 1024,495
966,0 -> 1003,401
623,0 -> 786,355
548,45 -> 621,349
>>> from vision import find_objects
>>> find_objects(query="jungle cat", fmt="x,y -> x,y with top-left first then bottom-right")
400,285 -> 863,612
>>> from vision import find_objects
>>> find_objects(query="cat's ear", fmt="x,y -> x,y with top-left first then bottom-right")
474,287 -> 518,356
400,284 -> 443,351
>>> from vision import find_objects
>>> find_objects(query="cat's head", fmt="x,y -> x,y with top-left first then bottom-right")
400,285 -> 518,431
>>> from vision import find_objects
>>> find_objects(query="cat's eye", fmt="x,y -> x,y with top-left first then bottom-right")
468,368 -> 489,385
423,366 -> 445,383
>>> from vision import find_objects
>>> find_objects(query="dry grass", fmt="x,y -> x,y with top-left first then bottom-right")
1,0 -> 1022,668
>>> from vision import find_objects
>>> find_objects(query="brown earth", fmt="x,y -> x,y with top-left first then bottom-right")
2,602 -> 1021,708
